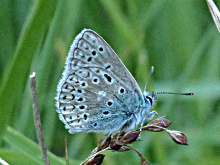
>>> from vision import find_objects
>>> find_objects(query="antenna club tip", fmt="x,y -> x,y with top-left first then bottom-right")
151,66 -> 154,73
185,93 -> 194,95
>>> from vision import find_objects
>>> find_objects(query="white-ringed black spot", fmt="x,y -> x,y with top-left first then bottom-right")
83,114 -> 88,120
80,81 -> 87,88
99,47 -> 103,52
107,100 -> 113,107
103,111 -> 109,115
94,123 -> 97,127
78,98 -> 83,102
92,77 -> 100,84
104,74 -> 112,83
87,57 -> 92,62
62,95 -> 66,100
118,87 -> 126,95
105,64 -> 111,69
77,89 -> 82,93
92,50 -> 96,56
79,105 -> 85,109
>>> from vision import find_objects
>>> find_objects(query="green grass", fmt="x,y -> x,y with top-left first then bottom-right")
0,0 -> 220,164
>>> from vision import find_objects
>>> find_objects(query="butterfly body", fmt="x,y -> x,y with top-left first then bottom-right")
56,29 -> 156,134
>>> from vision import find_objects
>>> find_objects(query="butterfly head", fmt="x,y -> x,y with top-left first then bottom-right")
134,90 -> 156,126
143,91 -> 156,108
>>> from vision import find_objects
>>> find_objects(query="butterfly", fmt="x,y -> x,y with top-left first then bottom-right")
56,29 -> 160,135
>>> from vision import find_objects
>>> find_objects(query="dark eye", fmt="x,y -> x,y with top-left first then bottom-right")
146,96 -> 153,105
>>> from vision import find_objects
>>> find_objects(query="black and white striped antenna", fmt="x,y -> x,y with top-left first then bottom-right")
144,66 -> 194,96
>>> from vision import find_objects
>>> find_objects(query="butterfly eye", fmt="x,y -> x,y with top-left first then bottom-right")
146,96 -> 153,105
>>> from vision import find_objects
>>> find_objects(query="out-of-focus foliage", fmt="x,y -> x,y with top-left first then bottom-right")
0,0 -> 220,164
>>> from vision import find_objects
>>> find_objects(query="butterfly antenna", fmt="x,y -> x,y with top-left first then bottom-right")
144,66 -> 154,92
154,92 -> 194,96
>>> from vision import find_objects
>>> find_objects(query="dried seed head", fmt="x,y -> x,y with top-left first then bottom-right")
97,136 -> 111,151
120,131 -> 140,144
111,132 -> 125,140
87,154 -> 105,165
109,140 -> 122,151
167,130 -> 188,145
143,118 -> 171,132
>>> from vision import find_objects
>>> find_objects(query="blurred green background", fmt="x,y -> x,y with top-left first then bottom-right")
0,0 -> 220,164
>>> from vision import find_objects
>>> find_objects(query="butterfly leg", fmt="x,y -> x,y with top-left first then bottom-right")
139,110 -> 156,134
139,111 -> 166,140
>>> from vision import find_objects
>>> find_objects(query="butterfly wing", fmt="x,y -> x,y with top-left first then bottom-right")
56,29 -> 144,134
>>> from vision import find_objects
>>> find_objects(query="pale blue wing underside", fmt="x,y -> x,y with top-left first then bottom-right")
56,29 -> 145,134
